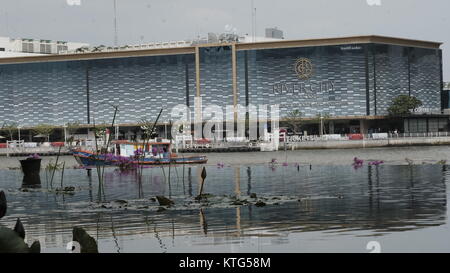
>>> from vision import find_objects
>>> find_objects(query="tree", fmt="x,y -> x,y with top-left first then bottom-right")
65,122 -> 81,143
32,124 -> 55,142
139,119 -> 158,139
92,123 -> 108,139
1,122 -> 18,141
284,110 -> 303,134
66,122 -> 81,136
388,95 -> 423,116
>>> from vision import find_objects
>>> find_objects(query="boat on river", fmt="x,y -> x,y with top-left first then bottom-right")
73,140 -> 207,167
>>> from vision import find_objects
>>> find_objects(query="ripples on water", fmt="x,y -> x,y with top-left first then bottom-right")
0,164 -> 448,252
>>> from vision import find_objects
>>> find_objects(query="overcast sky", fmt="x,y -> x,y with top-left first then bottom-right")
1,0 -> 449,80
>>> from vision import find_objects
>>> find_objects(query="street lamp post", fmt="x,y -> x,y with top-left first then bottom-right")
164,122 -> 168,139
63,124 -> 68,145
320,117 -> 324,136
17,126 -> 21,142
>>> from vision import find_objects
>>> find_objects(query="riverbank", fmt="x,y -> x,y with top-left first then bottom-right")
288,136 -> 450,150
0,145 -> 449,169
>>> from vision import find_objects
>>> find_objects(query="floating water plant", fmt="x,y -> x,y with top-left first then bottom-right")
352,157 -> 364,169
156,196 -> 174,206
437,160 -> 447,165
368,160 -> 384,166
405,158 -> 414,166
27,154 -> 41,159
255,200 -> 266,207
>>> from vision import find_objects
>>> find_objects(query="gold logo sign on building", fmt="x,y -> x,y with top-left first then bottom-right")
294,58 -> 313,80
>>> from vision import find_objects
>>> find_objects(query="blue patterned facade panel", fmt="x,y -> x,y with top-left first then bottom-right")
88,55 -> 194,124
0,62 -> 87,127
368,45 -> 441,115
0,54 -> 195,126
240,45 -> 367,118
198,46 -> 234,109
372,45 -> 410,115
409,47 -> 441,112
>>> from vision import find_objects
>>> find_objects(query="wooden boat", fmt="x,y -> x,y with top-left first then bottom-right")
72,140 -> 207,167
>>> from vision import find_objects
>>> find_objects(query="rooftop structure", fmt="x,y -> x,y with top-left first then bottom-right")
0,36 -> 89,58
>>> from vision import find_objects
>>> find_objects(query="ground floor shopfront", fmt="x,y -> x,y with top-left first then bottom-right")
286,115 -> 450,136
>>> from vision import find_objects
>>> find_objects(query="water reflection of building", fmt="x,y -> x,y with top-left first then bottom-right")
3,164 -> 447,250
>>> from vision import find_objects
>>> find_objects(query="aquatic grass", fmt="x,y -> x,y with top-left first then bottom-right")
90,105 -> 119,202
92,119 -> 103,201
167,120 -> 173,198
60,161 -> 66,189
199,208 -> 208,235
110,215 -> 121,253
137,109 -> 163,195
100,105 -> 119,199
49,146 -> 62,189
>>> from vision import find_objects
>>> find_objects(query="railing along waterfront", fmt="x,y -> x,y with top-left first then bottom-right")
2,132 -> 450,155
283,131 -> 450,142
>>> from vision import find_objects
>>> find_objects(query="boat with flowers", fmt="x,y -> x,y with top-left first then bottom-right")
72,140 -> 207,167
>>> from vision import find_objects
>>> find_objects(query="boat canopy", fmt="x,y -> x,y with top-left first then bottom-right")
113,141 -> 171,158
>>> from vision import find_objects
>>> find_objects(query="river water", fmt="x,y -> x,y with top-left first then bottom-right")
0,158 -> 449,253
1,145 -> 450,169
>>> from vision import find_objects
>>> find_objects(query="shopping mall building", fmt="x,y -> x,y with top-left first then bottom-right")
0,35 -> 446,138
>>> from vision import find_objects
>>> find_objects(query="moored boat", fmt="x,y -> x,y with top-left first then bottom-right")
73,140 -> 207,167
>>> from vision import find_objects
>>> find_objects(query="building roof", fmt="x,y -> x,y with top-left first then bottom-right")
0,35 -> 442,65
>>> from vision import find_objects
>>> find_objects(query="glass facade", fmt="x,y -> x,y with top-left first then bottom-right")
0,42 -> 443,127
239,44 -> 367,118
0,54 -> 195,126
404,117 -> 448,133
368,44 -> 442,115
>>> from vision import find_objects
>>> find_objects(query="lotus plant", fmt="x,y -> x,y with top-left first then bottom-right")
368,160 -> 384,166
27,154 -> 41,160
352,157 -> 364,169
134,148 -> 144,158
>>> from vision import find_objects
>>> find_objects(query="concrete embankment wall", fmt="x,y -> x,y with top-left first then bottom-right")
0,147 -> 71,156
288,137 -> 450,150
